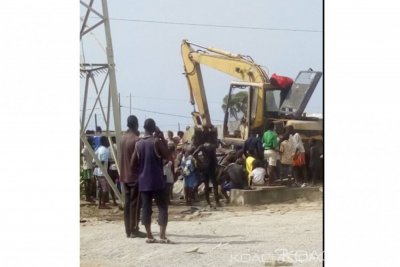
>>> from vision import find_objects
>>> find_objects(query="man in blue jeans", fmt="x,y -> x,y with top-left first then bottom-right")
131,118 -> 171,244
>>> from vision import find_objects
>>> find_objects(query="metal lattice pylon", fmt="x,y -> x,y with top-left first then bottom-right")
80,0 -> 124,204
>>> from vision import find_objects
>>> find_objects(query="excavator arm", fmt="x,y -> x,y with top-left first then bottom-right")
181,40 -> 278,131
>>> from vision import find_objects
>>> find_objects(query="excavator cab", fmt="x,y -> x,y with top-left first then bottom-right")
222,70 -> 322,145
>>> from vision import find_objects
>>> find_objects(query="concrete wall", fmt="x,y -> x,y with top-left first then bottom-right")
230,186 -> 322,206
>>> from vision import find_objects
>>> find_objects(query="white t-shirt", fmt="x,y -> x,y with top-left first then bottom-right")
93,145 -> 109,176
163,161 -> 174,184
81,145 -> 93,170
289,133 -> 305,154
251,167 -> 266,185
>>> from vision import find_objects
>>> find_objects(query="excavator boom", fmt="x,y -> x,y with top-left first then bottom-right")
181,40 -> 278,130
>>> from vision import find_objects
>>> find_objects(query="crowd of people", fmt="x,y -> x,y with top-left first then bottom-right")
80,116 -> 323,243
243,121 -> 323,188
81,127 -> 119,208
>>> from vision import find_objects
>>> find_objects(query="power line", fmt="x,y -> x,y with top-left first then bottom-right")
80,105 -> 224,122
83,16 -> 321,33
87,95 -> 222,104
126,106 -> 224,122
126,106 -> 192,119
80,105 -> 191,119
108,17 -> 322,33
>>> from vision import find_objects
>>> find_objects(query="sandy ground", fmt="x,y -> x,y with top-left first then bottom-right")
80,199 -> 323,267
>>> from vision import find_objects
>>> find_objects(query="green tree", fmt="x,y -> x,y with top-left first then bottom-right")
221,91 -> 248,120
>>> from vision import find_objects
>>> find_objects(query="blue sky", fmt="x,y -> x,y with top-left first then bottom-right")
80,0 -> 322,132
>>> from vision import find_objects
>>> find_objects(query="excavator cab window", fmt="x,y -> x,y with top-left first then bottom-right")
279,71 -> 322,118
222,84 -> 249,139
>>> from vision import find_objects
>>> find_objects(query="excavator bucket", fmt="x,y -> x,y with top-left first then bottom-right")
279,70 -> 322,118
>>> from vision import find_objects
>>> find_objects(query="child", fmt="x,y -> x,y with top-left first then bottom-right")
250,159 -> 266,186
180,147 -> 198,206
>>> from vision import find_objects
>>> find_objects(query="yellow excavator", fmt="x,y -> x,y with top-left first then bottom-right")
181,39 -> 322,147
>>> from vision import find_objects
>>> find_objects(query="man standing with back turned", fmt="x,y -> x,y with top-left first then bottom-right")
131,118 -> 171,244
120,115 -> 146,238
262,122 -> 279,185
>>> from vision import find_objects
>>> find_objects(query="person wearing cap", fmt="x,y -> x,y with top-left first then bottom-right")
131,118 -> 171,244
119,115 -> 146,238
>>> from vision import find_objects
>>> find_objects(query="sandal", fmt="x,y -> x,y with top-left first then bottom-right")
146,238 -> 158,244
158,238 -> 173,244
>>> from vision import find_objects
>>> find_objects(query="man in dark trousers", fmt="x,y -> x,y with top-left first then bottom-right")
309,138 -> 322,186
193,140 -> 219,207
131,119 -> 171,243
119,115 -> 146,238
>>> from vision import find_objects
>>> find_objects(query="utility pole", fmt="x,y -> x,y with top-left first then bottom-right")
178,122 -> 180,131
130,93 -> 132,115
118,92 -> 121,118
95,113 -> 98,129
80,0 -> 124,205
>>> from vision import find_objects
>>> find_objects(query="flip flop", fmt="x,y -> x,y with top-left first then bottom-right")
145,238 -> 158,244
158,238 -> 173,244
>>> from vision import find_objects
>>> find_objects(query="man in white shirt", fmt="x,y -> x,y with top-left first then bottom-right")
287,126 -> 307,186
279,137 -> 294,184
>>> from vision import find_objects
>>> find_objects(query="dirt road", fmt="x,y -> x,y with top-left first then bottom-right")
81,200 -> 322,267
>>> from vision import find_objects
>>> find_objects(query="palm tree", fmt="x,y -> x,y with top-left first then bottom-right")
221,91 -> 248,120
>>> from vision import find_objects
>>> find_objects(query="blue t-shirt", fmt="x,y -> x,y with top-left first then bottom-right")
92,136 -> 101,151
